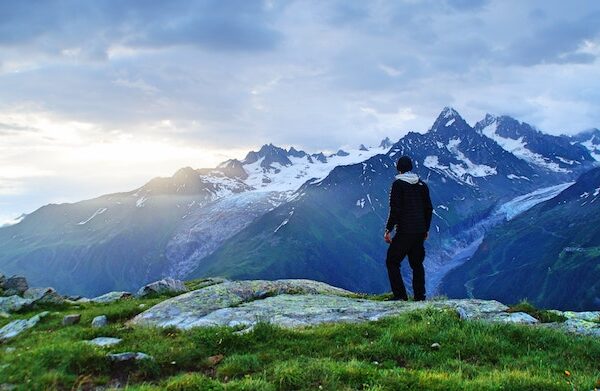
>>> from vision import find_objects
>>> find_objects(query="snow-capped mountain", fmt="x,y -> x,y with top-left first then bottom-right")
163,143 -> 386,278
189,108 -> 594,295
475,114 -> 594,172
571,128 -> 600,161
0,141 -> 389,296
1,107 -> 596,300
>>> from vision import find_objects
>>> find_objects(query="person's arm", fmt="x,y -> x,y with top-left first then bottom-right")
422,182 -> 433,237
385,181 -> 401,235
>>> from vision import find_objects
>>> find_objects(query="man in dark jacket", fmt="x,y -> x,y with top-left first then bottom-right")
384,156 -> 433,301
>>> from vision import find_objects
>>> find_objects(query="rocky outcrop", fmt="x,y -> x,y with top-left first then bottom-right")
62,314 -> 81,326
0,296 -> 32,313
91,315 -> 108,328
0,275 -> 66,313
108,352 -> 153,362
130,279 -> 600,337
2,276 -> 28,296
23,287 -> 64,305
542,310 -> 600,337
0,311 -> 49,341
85,337 -> 122,347
131,279 -> 353,329
136,278 -> 188,297
90,291 -> 132,304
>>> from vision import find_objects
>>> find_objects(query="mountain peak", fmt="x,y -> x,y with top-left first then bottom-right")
441,106 -> 460,119
378,137 -> 393,149
358,144 -> 369,151
287,146 -> 305,157
430,107 -> 468,133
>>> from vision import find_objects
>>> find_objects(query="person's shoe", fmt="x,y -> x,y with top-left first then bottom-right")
413,297 -> 426,302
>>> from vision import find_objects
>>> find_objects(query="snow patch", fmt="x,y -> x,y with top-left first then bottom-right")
445,118 -> 455,127
496,182 -> 574,220
274,210 -> 294,233
77,208 -> 107,225
480,122 -> 568,172
556,156 -> 575,165
1,214 -> 26,227
507,174 -> 530,181
136,196 -> 148,208
446,138 -> 497,178
242,146 -> 383,195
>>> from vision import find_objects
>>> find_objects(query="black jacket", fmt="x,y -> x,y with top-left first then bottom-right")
385,175 -> 433,234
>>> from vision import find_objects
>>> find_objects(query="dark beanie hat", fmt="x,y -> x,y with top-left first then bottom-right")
396,156 -> 413,173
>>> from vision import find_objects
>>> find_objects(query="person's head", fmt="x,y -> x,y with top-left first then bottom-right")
396,156 -> 413,173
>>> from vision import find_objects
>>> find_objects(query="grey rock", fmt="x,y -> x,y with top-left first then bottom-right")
559,319 -> 600,337
23,287 -> 65,305
491,312 -> 539,324
92,315 -> 108,328
0,311 -> 11,318
3,276 -> 28,296
561,311 -> 600,322
0,295 -> 33,313
0,311 -> 49,341
431,342 -> 441,350
0,273 -> 5,289
4,347 -> 16,353
456,306 -> 468,320
136,278 -> 188,297
128,279 -> 598,338
66,295 -> 82,301
91,291 -> 132,304
0,384 -> 16,391
130,279 -> 355,328
108,352 -> 154,362
85,337 -> 122,347
62,314 -> 81,326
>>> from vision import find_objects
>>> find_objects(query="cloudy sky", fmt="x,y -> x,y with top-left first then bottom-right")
1,0 -> 600,223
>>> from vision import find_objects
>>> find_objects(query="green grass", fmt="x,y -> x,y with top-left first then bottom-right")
1,297 -> 599,390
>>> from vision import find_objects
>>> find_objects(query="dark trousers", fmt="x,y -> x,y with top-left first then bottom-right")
386,232 -> 426,300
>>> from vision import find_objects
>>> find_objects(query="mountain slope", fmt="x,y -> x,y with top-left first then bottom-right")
441,167 -> 600,310
0,144 -> 385,296
571,128 -> 600,161
190,108 -> 590,295
1,108 -> 595,298
475,115 -> 594,172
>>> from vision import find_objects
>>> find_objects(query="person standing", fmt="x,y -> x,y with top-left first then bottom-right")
384,156 -> 433,301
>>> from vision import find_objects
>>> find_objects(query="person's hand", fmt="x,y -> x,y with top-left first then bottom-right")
424,231 -> 429,240
384,230 -> 392,244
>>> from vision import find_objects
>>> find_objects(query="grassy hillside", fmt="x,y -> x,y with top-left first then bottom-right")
1,283 -> 599,390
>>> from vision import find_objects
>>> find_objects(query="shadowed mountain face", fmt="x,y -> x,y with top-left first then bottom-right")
441,167 -> 600,311
0,108 -> 596,300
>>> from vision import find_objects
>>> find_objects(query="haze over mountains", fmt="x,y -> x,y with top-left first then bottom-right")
0,108 -> 598,309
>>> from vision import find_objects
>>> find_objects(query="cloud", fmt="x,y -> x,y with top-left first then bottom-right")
500,10 -> 600,66
1,0 -> 600,219
0,0 -> 282,59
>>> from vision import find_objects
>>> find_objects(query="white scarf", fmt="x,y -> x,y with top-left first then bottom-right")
395,172 -> 420,184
